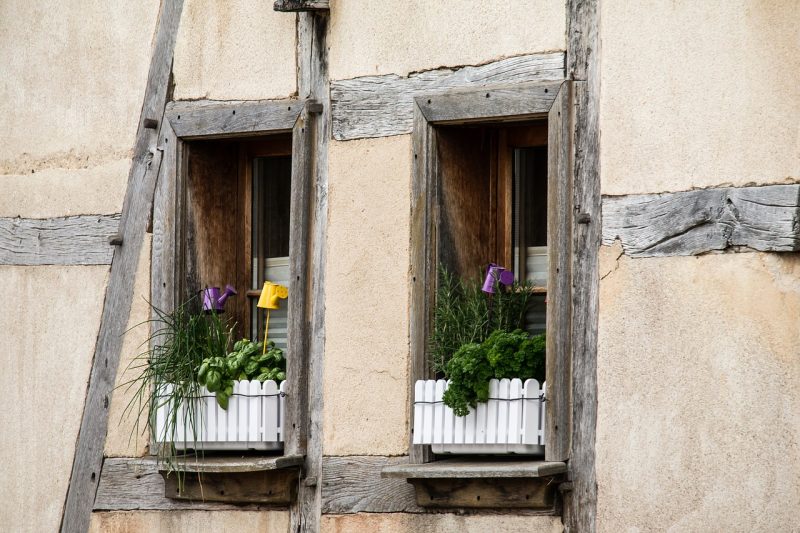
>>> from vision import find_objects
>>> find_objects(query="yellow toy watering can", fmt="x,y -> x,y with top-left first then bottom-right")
257,281 -> 288,353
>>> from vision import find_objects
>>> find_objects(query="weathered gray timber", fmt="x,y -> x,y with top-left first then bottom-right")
274,0 -> 328,11
382,459 -> 568,479
415,82 -> 562,125
565,0 -> 601,531
0,214 -> 119,265
602,184 -> 800,257
166,99 -> 302,139
321,456 -> 422,514
407,478 -> 558,510
546,82 -> 573,462
94,458 -> 275,511
290,11 -> 330,533
162,454 -> 304,473
59,1 -> 184,531
331,52 -> 565,140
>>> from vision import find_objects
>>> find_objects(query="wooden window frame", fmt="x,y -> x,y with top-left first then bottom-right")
151,99 -> 314,458
409,81 -> 574,464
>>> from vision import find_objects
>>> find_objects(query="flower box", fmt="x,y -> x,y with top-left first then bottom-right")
155,380 -> 285,451
413,378 -> 545,454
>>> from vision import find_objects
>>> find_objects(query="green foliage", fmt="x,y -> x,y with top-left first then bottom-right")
429,267 -> 536,375
442,329 -> 545,416
197,339 -> 287,409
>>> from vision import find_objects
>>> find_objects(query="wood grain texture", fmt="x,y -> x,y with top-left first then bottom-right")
408,477 -> 557,510
273,0 -> 329,11
565,0 -> 601,529
331,52 -> 565,140
602,184 -> 800,257
0,214 -> 120,265
151,123 -> 178,322
321,456 -> 422,514
162,454 -> 304,473
60,1 -> 184,530
415,82 -> 561,125
95,458 -> 279,511
166,99 -> 302,139
163,468 -> 299,504
381,459 -> 567,479
545,82 -> 573,462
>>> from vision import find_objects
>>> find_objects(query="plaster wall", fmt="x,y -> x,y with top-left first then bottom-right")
596,246 -> 800,531
600,0 -> 800,195
0,0 -> 159,216
323,135 -> 412,456
172,0 -> 297,101
328,0 -> 566,81
322,513 -> 563,533
89,510 -> 290,532
0,266 -> 108,533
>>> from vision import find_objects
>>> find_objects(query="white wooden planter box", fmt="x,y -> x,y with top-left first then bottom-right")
413,378 -> 545,455
155,380 -> 285,451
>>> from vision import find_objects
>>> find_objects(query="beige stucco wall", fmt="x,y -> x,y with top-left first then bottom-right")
0,0 -> 159,217
172,0 -> 297,101
596,245 -> 800,531
322,513 -> 563,533
328,0 -> 566,80
90,510 -> 290,532
323,136 -> 412,456
106,236 -> 152,457
600,0 -> 800,195
0,266 -> 108,533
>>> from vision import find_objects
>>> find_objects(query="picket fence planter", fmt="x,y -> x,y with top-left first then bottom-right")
155,380 -> 285,451
413,378 -> 545,454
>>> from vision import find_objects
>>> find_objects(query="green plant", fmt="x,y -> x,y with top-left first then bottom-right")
442,329 -> 545,416
429,267 -> 536,375
197,339 -> 287,409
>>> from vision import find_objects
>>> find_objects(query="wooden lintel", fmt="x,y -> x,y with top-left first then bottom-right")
166,99 -> 303,139
274,0 -> 329,12
407,476 -> 560,510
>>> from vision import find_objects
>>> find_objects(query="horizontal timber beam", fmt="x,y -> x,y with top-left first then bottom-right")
602,184 -> 800,257
274,0 -> 328,11
166,99 -> 303,139
0,214 -> 120,266
331,52 -> 565,140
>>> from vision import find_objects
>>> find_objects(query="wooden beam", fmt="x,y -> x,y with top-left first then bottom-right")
274,0 -> 329,11
95,458 -> 279,511
162,468 -> 299,505
0,214 -> 119,266
602,184 -> 800,257
381,459 -> 568,479
415,82 -> 561,125
407,477 -> 559,510
162,454 -> 304,473
331,52 -> 566,141
321,456 -> 422,514
166,99 -> 302,139
565,0 -> 601,531
59,1 -> 184,531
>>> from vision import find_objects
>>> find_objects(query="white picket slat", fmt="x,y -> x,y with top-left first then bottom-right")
422,380 -> 435,445
539,381 -> 547,445
248,381 -> 260,442
486,380 -> 499,444
279,380 -> 286,440
263,380 -> 280,442
433,380 -> 446,444
497,379 -> 510,446
413,380 -> 425,444
508,379 -> 522,444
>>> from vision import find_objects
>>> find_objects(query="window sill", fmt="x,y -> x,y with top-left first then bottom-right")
159,454 -> 303,504
381,458 -> 566,509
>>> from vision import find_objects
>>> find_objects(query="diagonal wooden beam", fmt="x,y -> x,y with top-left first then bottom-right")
59,1 -> 184,531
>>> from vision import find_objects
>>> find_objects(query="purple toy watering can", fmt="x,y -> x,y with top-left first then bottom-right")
202,285 -> 237,313
482,264 -> 515,294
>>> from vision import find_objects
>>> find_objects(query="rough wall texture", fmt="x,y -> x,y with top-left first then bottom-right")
89,510 -> 290,532
596,245 -> 800,531
0,266 -> 109,533
322,513 -> 563,533
600,0 -> 800,195
172,0 -> 297,100
105,236 -> 152,457
0,0 -> 159,217
328,0 -> 566,80
323,136 -> 412,456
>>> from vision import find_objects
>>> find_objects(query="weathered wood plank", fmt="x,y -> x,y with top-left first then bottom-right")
166,99 -> 302,139
382,459 -> 567,479
545,82 -> 573,462
59,1 -> 184,531
95,458 -> 277,511
0,214 -> 120,265
321,456 -> 422,514
274,0 -> 328,11
408,477 -> 557,510
415,82 -> 562,125
151,122 -> 178,335
163,454 -> 304,473
602,184 -> 800,257
163,468 -> 299,504
331,52 -> 565,140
